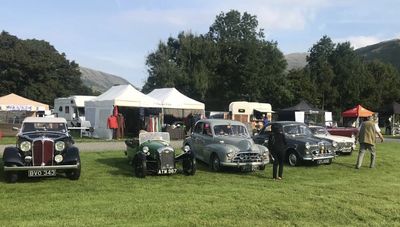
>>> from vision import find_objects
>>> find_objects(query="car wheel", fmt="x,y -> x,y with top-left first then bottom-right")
4,164 -> 18,183
288,151 -> 300,167
259,165 -> 266,171
183,153 -> 196,175
210,154 -> 221,172
325,158 -> 333,165
134,153 -> 147,178
66,158 -> 81,180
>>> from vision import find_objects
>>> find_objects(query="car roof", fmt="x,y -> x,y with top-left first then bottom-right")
197,119 -> 245,125
270,121 -> 307,126
23,117 -> 67,124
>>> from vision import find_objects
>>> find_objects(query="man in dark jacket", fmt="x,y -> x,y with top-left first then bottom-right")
268,124 -> 287,180
356,115 -> 384,169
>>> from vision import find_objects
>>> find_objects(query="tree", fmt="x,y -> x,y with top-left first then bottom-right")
0,31 -> 92,104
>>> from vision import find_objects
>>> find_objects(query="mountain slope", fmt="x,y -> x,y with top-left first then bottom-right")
285,53 -> 308,70
355,39 -> 400,70
79,67 -> 130,93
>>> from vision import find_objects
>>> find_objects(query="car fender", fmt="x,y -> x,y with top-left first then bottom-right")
2,147 -> 23,166
255,144 -> 268,154
204,143 -> 238,164
63,146 -> 80,163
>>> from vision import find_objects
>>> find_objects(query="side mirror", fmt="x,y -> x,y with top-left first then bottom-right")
12,127 -> 19,131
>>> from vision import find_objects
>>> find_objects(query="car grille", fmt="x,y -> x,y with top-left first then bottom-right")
158,148 -> 175,170
233,152 -> 262,163
32,140 -> 54,166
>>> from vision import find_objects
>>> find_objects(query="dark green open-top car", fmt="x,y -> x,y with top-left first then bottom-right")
125,132 -> 196,178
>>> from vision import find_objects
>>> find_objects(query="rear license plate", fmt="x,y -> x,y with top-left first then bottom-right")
317,159 -> 330,164
28,170 -> 56,177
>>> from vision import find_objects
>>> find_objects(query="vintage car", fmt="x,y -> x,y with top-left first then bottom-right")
253,121 -> 335,166
327,126 -> 358,138
2,117 -> 81,183
309,125 -> 356,155
125,132 -> 196,178
183,119 -> 270,172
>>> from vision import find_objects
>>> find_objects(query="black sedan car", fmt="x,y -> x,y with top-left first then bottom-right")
253,121 -> 335,166
2,117 -> 81,183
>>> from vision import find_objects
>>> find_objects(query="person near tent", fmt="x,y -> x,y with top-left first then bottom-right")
117,113 -> 125,139
355,115 -> 384,169
107,114 -> 118,139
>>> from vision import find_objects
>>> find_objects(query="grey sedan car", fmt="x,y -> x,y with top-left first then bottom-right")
184,119 -> 270,172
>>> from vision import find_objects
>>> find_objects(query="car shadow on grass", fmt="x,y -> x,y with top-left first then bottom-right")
96,157 -> 133,177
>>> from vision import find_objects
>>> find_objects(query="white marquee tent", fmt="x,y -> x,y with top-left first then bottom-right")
85,85 -> 162,139
147,88 -> 205,122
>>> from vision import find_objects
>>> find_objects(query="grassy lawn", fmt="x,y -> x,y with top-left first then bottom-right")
0,143 -> 399,226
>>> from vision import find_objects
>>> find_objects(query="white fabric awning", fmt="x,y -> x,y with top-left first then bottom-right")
147,88 -> 205,110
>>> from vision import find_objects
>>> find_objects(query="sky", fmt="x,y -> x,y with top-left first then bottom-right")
1,0 -> 399,88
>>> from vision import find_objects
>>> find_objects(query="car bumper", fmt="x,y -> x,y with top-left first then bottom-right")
221,161 -> 268,167
4,164 -> 79,171
303,155 -> 335,161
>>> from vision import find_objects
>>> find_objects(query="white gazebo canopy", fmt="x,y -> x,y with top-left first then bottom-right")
147,88 -> 204,110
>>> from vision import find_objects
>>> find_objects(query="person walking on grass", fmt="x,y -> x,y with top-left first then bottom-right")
268,124 -> 287,180
355,115 -> 384,169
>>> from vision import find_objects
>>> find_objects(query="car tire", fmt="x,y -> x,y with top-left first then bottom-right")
183,153 -> 196,176
134,153 -> 147,178
288,151 -> 300,167
259,165 -> 266,171
210,154 -> 221,172
4,164 -> 18,183
66,158 -> 81,180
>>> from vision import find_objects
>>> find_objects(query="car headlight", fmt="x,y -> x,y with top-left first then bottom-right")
305,142 -> 310,150
54,154 -> 63,163
332,141 -> 338,148
183,145 -> 190,153
20,141 -> 31,152
226,152 -> 234,158
55,141 -> 65,152
142,146 -> 149,153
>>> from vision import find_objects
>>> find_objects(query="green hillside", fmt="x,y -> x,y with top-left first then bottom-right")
355,39 -> 400,71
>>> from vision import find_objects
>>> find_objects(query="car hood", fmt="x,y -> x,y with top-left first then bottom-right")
215,136 -> 259,152
315,134 -> 354,143
20,132 -> 67,140
286,135 -> 325,145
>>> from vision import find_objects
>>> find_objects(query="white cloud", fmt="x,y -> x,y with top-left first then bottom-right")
334,36 -> 382,49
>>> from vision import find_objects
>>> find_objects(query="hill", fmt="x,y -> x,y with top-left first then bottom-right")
79,67 -> 131,93
355,39 -> 400,71
285,52 -> 308,70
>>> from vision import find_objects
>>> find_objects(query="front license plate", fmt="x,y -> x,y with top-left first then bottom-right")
242,165 -> 258,172
158,168 -> 177,174
317,159 -> 330,164
28,170 -> 56,177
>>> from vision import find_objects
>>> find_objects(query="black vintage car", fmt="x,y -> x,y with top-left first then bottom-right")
253,121 -> 335,166
2,117 -> 81,183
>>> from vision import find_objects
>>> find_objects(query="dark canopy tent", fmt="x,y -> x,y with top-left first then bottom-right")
379,102 -> 400,134
278,100 -> 325,124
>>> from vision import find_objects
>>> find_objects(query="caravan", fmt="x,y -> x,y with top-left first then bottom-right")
53,96 -> 96,127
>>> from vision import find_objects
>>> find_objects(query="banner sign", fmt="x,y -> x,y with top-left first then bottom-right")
5,105 -> 33,111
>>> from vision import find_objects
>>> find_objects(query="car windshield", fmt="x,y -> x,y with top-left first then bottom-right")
213,124 -> 249,137
139,132 -> 170,144
283,124 -> 312,136
22,122 -> 67,133
310,127 -> 329,135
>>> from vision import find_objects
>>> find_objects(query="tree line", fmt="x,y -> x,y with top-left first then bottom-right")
143,10 -> 400,118
0,31 -> 92,105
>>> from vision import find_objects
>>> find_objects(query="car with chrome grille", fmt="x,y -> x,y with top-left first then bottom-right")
125,132 -> 196,178
183,119 -> 270,172
253,121 -> 335,166
2,117 -> 81,183
309,125 -> 356,155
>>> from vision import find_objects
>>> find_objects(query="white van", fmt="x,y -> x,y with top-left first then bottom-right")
53,96 -> 96,127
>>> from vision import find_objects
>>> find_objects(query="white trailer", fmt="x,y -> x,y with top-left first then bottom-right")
53,96 -> 96,127
229,101 -> 273,123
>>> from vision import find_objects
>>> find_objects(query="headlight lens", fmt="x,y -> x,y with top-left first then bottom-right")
226,152 -> 234,158
54,154 -> 63,163
305,142 -> 310,150
20,141 -> 31,152
183,145 -> 190,153
332,141 -> 338,148
142,146 -> 149,153
55,141 -> 65,151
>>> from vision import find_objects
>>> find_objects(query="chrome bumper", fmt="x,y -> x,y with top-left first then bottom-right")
4,164 -> 79,171
221,161 -> 268,167
303,155 -> 335,161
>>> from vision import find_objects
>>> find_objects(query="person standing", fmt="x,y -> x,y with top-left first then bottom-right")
262,114 -> 269,127
268,124 -> 287,180
355,115 -> 384,169
107,115 -> 118,139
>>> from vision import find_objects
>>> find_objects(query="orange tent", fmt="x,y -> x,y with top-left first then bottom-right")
0,93 -> 49,111
341,105 -> 374,117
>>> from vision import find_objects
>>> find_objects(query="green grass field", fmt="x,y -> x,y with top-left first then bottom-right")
0,143 -> 399,226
